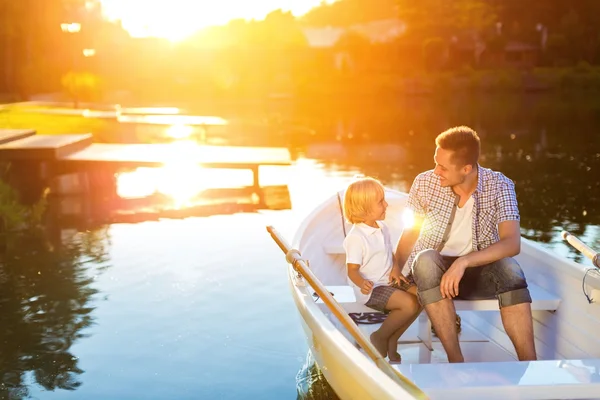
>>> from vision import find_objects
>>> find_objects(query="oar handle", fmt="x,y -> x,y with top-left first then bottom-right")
561,231 -> 600,268
266,225 -> 428,399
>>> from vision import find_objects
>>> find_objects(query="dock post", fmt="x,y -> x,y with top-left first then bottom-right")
251,165 -> 265,207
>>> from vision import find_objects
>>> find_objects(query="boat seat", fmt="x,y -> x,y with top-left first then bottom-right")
318,283 -> 561,351
394,358 -> 600,400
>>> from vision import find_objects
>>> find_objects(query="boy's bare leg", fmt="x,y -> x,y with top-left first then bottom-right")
387,287 -> 422,361
500,303 -> 537,361
424,298 -> 464,362
387,308 -> 421,361
371,290 -> 420,359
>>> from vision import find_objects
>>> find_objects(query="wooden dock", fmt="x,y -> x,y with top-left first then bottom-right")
0,133 -> 93,160
0,130 -> 291,205
0,129 -> 36,144
0,131 -> 290,166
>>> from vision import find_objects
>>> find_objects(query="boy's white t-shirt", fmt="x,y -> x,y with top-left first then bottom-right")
440,196 -> 475,257
343,221 -> 394,304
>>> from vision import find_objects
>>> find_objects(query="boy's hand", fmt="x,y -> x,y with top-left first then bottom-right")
361,280 -> 374,295
389,266 -> 408,285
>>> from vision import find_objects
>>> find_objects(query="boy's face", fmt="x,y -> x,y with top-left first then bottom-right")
367,190 -> 388,221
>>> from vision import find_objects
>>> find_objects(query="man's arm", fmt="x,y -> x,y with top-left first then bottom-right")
394,224 -> 422,270
394,174 -> 426,274
461,220 -> 521,268
441,220 -> 521,298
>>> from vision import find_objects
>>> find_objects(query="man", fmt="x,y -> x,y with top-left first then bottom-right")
393,126 -> 536,363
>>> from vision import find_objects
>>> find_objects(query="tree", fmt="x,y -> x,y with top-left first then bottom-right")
0,0 -> 98,97
301,0 -> 399,27
396,0 -> 496,39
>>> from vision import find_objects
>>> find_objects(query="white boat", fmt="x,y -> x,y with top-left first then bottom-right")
271,187 -> 600,400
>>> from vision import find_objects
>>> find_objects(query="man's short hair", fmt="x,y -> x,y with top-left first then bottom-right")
343,177 -> 385,224
435,126 -> 480,167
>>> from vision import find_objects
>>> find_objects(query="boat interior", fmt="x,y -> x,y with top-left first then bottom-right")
293,189 -> 600,399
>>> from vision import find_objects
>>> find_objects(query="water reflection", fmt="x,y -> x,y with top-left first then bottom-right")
4,94 -> 600,399
0,225 -> 110,399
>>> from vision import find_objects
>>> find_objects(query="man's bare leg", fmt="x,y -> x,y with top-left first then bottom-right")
500,303 -> 537,361
425,298 -> 464,363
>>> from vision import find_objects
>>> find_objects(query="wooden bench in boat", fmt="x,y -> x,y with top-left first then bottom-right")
318,284 -> 561,351
394,359 -> 600,400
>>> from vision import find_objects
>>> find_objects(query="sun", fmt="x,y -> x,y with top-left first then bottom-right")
99,0 -> 330,41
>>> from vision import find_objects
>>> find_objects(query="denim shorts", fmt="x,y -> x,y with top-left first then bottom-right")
411,249 -> 532,308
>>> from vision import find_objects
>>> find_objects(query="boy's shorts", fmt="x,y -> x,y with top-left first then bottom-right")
365,277 -> 415,313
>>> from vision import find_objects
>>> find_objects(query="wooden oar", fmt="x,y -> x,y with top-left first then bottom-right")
561,231 -> 600,268
266,225 -> 429,400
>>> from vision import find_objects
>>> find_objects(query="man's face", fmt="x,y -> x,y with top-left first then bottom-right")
433,147 -> 471,187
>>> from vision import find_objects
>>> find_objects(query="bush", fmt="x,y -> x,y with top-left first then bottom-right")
574,61 -> 592,74
61,71 -> 103,107
0,165 -> 47,235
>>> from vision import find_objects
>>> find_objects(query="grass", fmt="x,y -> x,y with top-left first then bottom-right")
0,105 -> 119,141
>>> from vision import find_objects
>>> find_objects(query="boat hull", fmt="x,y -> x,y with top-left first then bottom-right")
288,266 -> 420,400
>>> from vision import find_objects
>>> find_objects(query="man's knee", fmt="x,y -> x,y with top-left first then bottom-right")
493,258 -> 532,307
494,257 -> 528,289
411,249 -> 444,287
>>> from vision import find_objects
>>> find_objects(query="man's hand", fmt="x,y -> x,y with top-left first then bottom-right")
440,257 -> 469,298
389,266 -> 408,285
361,280 -> 374,295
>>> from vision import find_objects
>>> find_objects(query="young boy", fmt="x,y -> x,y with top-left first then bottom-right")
343,177 -> 421,362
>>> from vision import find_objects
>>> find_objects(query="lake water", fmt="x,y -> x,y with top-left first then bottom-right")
2,94 -> 600,399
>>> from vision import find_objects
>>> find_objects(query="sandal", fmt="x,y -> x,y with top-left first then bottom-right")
431,313 -> 462,336
349,312 -> 387,325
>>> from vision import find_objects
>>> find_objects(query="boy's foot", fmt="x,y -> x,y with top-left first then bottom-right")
387,337 -> 401,363
370,331 -> 387,358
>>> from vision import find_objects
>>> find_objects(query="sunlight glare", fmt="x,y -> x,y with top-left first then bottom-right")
402,209 -> 415,229
166,124 -> 194,139
100,0 -> 331,40
156,162 -> 206,207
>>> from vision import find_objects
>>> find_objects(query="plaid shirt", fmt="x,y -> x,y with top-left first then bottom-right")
405,165 -> 520,269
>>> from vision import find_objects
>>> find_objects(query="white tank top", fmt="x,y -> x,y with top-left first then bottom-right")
440,196 -> 474,257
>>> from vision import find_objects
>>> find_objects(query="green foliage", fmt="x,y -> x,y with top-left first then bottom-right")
397,0 -> 496,38
0,168 -> 47,235
61,71 -> 103,107
0,177 -> 28,231
301,0 -> 399,27
486,35 -> 507,53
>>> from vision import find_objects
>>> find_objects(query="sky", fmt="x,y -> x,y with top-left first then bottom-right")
99,0 -> 333,40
